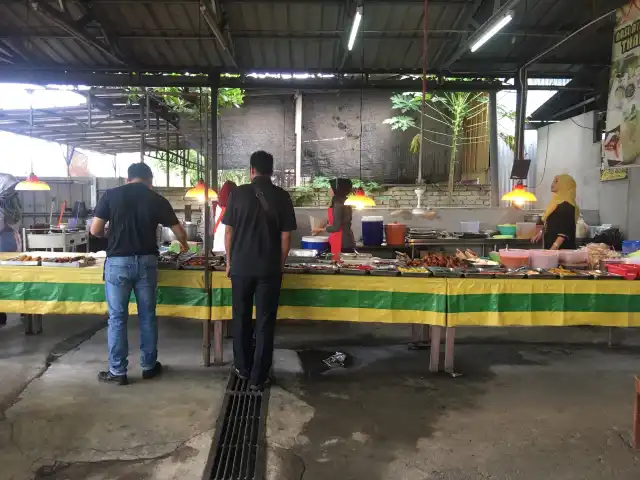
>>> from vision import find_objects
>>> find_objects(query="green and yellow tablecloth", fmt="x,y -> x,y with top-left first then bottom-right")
211,272 -> 447,326
447,278 -> 640,327
2,263 -> 640,328
0,265 -> 210,320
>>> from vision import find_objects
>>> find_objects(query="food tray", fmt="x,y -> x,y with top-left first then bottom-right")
41,260 -> 88,268
158,261 -> 179,270
398,270 -> 431,277
307,268 -> 338,275
463,268 -> 498,278
523,269 -> 558,280
496,268 -> 527,279
370,269 -> 399,277
0,255 -> 41,266
284,266 -> 308,274
585,270 -> 622,280
339,268 -> 370,276
606,264 -> 640,280
427,267 -> 463,278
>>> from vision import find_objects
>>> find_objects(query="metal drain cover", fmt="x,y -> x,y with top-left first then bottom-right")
202,375 -> 268,480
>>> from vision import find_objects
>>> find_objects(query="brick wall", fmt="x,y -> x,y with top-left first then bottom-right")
288,184 -> 491,208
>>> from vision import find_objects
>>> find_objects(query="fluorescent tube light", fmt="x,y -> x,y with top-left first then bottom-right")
470,13 -> 513,53
347,6 -> 363,51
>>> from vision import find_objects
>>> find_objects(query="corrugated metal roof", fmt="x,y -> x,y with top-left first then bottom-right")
0,89 -> 191,154
0,0 -> 624,75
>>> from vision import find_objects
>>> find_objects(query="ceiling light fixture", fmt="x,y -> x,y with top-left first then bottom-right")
470,12 -> 513,53
347,5 -> 363,51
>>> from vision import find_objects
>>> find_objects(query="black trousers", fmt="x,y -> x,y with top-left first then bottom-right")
230,274 -> 282,385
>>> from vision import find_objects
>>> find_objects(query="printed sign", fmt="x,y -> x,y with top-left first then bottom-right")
603,0 -> 640,170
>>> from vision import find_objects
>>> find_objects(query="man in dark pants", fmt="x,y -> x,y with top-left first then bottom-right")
91,163 -> 189,386
222,151 -> 296,391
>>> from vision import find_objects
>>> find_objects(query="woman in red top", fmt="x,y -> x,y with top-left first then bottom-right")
213,180 -> 237,253
312,178 -> 355,257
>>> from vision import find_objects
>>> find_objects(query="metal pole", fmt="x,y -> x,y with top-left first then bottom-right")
488,91 -> 499,206
202,87 -> 212,367
165,120 -> 170,187
211,78 -> 219,191
294,91 -> 302,186
139,90 -> 145,163
417,0 -> 428,184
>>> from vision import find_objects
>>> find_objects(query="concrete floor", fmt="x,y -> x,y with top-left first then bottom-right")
1,316 -> 640,479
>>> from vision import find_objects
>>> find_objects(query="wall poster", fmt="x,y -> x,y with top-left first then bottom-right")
603,0 -> 640,174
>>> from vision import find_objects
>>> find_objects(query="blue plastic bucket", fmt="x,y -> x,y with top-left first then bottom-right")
622,240 -> 640,255
301,236 -> 330,252
362,216 -> 384,246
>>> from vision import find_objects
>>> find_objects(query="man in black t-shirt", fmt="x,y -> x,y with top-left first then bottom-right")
90,163 -> 188,386
222,151 -> 296,390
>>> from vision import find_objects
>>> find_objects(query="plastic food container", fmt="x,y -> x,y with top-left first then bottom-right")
498,224 -> 517,236
622,240 -> 640,255
301,236 -> 329,252
499,249 -> 530,269
530,250 -> 559,269
384,222 -> 407,246
362,216 -> 384,246
460,221 -> 480,234
516,222 -> 537,240
559,249 -> 588,267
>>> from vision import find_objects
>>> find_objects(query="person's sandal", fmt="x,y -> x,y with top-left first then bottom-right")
232,366 -> 249,381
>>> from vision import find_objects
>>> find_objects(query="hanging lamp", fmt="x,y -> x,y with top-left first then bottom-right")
185,178 -> 217,203
17,90 -> 50,192
15,172 -> 50,191
501,182 -> 537,206
345,187 -> 376,210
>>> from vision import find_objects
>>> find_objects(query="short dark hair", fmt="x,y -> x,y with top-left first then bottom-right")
250,151 -> 274,175
128,162 -> 153,181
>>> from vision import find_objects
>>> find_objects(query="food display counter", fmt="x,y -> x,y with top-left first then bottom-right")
2,249 -> 640,373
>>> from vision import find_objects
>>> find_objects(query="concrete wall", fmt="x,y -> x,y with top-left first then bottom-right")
301,91 -> 451,183
218,95 -> 296,179
289,184 -> 491,208
534,112 -> 601,211
533,111 -> 639,234
216,91 -> 466,185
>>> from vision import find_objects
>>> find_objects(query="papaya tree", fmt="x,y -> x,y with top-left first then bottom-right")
384,92 -> 488,205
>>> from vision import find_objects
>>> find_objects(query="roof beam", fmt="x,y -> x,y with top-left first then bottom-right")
28,0 -> 126,65
199,0 -> 237,67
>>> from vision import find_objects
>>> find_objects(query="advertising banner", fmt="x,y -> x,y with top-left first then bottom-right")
603,0 -> 640,174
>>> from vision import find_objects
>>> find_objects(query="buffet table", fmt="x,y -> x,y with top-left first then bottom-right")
2,259 -> 640,374
0,264 -> 210,320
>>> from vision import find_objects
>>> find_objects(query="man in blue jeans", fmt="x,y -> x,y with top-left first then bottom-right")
91,163 -> 188,385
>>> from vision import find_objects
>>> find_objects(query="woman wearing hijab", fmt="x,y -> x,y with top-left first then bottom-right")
213,180 -> 237,253
312,178 -> 356,256
0,173 -> 21,325
532,174 -> 579,250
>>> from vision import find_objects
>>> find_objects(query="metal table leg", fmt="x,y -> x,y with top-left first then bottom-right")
23,314 -> 33,335
213,320 -> 224,365
203,320 -> 211,367
444,327 -> 461,377
32,314 -> 43,335
429,326 -> 442,373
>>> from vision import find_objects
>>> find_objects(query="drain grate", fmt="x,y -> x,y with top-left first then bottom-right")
202,375 -> 269,480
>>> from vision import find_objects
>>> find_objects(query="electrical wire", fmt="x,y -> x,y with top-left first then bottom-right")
569,117 -> 594,130
534,125 -> 550,188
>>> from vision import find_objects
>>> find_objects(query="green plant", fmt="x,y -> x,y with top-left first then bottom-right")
384,92 -> 488,204
128,86 -> 244,119
290,176 -> 382,207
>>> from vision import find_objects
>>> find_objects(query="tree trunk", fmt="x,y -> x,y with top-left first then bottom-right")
447,137 -> 458,206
